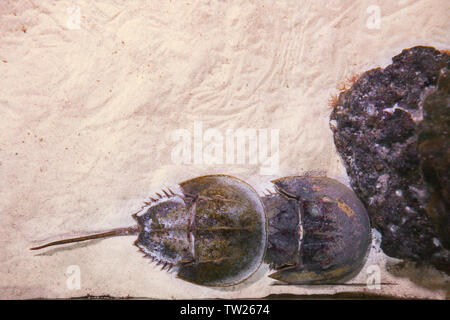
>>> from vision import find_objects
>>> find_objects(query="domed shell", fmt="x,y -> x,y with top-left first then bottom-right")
266,176 -> 371,284
176,175 -> 267,286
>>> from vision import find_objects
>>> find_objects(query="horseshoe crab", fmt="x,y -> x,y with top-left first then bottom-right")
30,174 -> 267,287
262,176 -> 371,284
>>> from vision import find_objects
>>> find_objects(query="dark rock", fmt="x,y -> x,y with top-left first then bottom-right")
330,46 -> 450,274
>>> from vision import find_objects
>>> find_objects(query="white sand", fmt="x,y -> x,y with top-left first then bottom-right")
0,0 -> 449,299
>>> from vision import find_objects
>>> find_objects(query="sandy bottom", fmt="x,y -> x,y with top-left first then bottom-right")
0,0 -> 449,299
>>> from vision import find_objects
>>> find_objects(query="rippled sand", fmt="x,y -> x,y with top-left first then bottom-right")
0,0 -> 448,299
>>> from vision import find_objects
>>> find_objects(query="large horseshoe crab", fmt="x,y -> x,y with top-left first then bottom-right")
30,174 -> 267,287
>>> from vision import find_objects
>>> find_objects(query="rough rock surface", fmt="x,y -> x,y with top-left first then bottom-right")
330,46 -> 450,273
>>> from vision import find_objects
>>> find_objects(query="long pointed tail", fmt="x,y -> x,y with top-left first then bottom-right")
30,225 -> 139,250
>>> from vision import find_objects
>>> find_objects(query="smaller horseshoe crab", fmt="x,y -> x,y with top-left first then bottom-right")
30,175 -> 267,287
262,176 -> 371,284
